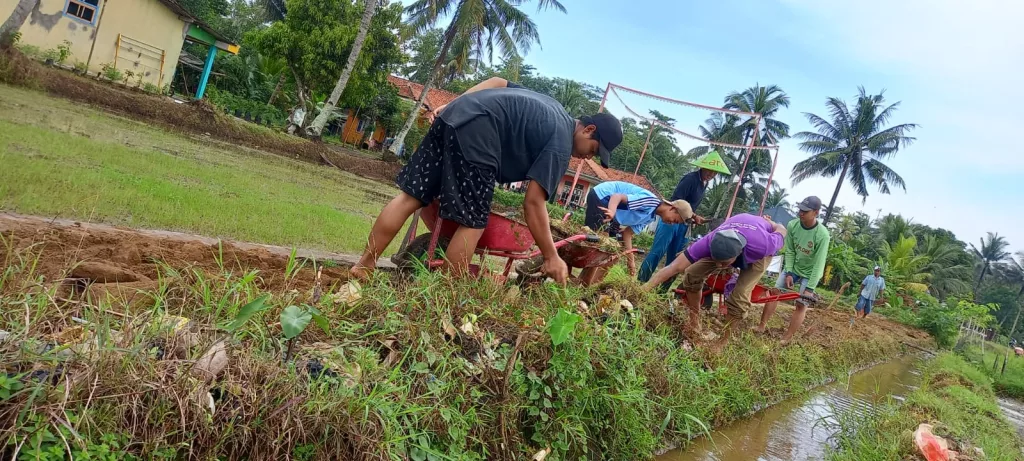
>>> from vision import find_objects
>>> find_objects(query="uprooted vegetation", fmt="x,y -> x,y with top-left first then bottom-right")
0,221 -> 936,460
0,47 -> 401,185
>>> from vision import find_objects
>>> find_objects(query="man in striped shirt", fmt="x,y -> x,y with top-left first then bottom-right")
579,181 -> 693,284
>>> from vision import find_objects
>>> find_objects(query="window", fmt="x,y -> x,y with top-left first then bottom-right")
65,0 -> 99,24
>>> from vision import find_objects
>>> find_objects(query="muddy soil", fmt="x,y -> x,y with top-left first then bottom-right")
0,213 -> 382,294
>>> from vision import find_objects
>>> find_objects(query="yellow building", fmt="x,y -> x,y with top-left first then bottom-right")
2,0 -> 237,94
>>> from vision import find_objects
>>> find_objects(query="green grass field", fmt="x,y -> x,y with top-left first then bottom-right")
0,84 -> 407,254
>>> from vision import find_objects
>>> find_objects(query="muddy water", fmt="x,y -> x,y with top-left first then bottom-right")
997,397 -> 1024,455
657,355 -> 924,461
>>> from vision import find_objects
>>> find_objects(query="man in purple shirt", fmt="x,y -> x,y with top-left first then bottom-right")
644,213 -> 787,344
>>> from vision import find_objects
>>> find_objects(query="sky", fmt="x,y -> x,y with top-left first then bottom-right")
509,0 -> 1024,252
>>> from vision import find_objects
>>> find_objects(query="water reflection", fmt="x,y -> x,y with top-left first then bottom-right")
658,355 -> 924,461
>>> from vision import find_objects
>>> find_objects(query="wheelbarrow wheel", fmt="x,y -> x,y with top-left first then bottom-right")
392,233 -> 450,270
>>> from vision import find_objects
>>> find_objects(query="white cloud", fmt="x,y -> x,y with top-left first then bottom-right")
768,0 -> 1024,247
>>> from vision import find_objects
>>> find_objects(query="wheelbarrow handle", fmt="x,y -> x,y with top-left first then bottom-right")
525,234 -> 589,258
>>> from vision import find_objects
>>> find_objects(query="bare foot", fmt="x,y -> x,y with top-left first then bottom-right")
349,265 -> 372,280
779,338 -> 792,347
753,325 -> 767,333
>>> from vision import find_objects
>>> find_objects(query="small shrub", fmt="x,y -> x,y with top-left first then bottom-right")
73,60 -> 87,74
142,82 -> 160,94
100,62 -> 122,82
56,40 -> 72,64
16,43 -> 42,60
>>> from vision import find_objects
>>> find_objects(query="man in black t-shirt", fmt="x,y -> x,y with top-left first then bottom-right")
351,77 -> 623,283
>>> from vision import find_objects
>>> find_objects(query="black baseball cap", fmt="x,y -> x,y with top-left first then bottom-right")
797,196 -> 822,212
581,113 -> 623,168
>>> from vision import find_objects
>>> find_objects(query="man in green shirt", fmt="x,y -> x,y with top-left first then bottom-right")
755,196 -> 831,344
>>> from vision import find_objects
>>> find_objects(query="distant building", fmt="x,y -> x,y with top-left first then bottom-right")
4,0 -> 239,94
339,75 -> 459,146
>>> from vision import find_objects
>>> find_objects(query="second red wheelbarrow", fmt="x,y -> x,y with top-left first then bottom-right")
674,272 -> 815,315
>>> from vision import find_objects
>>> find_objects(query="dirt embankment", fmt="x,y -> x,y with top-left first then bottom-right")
0,213 -> 366,296
0,48 -> 401,185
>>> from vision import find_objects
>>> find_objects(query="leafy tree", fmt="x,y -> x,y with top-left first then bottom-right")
177,0 -> 230,25
723,84 -> 791,146
970,232 -> 1011,298
306,0 -> 378,138
388,0 -> 567,157
759,185 -> 790,210
249,0 -> 404,129
920,234 -> 973,299
791,87 -> 918,224
996,251 -> 1024,338
875,213 -> 914,247
878,235 -> 930,291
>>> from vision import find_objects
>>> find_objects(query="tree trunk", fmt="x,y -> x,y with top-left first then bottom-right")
822,160 -> 850,225
0,0 -> 39,46
305,0 -> 376,139
267,73 -> 285,106
974,263 -> 989,301
388,28 -> 456,158
1009,304 -> 1022,341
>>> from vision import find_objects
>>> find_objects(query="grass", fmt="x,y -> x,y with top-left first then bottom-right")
962,342 -> 1024,399
0,234 -> 924,460
827,352 -> 1023,461
0,84 -> 410,255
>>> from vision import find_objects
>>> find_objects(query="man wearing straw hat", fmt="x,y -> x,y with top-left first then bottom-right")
638,151 -> 731,290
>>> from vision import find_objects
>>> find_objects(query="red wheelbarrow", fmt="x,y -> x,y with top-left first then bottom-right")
674,272 -> 814,316
392,201 -> 604,282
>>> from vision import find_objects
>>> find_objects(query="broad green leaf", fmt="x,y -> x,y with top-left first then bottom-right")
307,305 -> 330,335
226,294 -> 272,331
546,309 -> 581,346
280,305 -> 312,339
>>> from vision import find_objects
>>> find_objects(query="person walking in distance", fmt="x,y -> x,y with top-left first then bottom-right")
755,196 -> 831,344
856,266 -> 886,318
637,151 -> 730,290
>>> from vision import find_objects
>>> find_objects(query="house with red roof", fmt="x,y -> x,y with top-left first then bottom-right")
339,75 -> 459,146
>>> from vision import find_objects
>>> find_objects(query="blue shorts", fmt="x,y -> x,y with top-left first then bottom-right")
775,272 -> 809,293
855,295 -> 874,314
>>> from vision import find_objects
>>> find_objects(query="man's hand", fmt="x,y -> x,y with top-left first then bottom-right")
541,256 -> 569,285
762,214 -> 774,224
785,274 -> 794,289
598,206 -> 616,223
692,215 -> 707,225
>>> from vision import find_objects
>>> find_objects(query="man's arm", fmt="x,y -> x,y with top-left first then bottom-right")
622,227 -> 636,275
524,181 -> 558,259
644,252 -> 692,290
782,221 -> 795,273
805,233 -> 831,290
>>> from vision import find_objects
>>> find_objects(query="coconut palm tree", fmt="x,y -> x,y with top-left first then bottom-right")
791,87 -> 918,224
388,0 -> 567,157
762,185 -> 790,210
1,0 -> 38,45
1000,252 -> 1024,339
970,232 -> 1011,298
921,235 -> 972,299
719,85 -> 789,216
723,84 -> 791,147
305,0 -> 378,138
